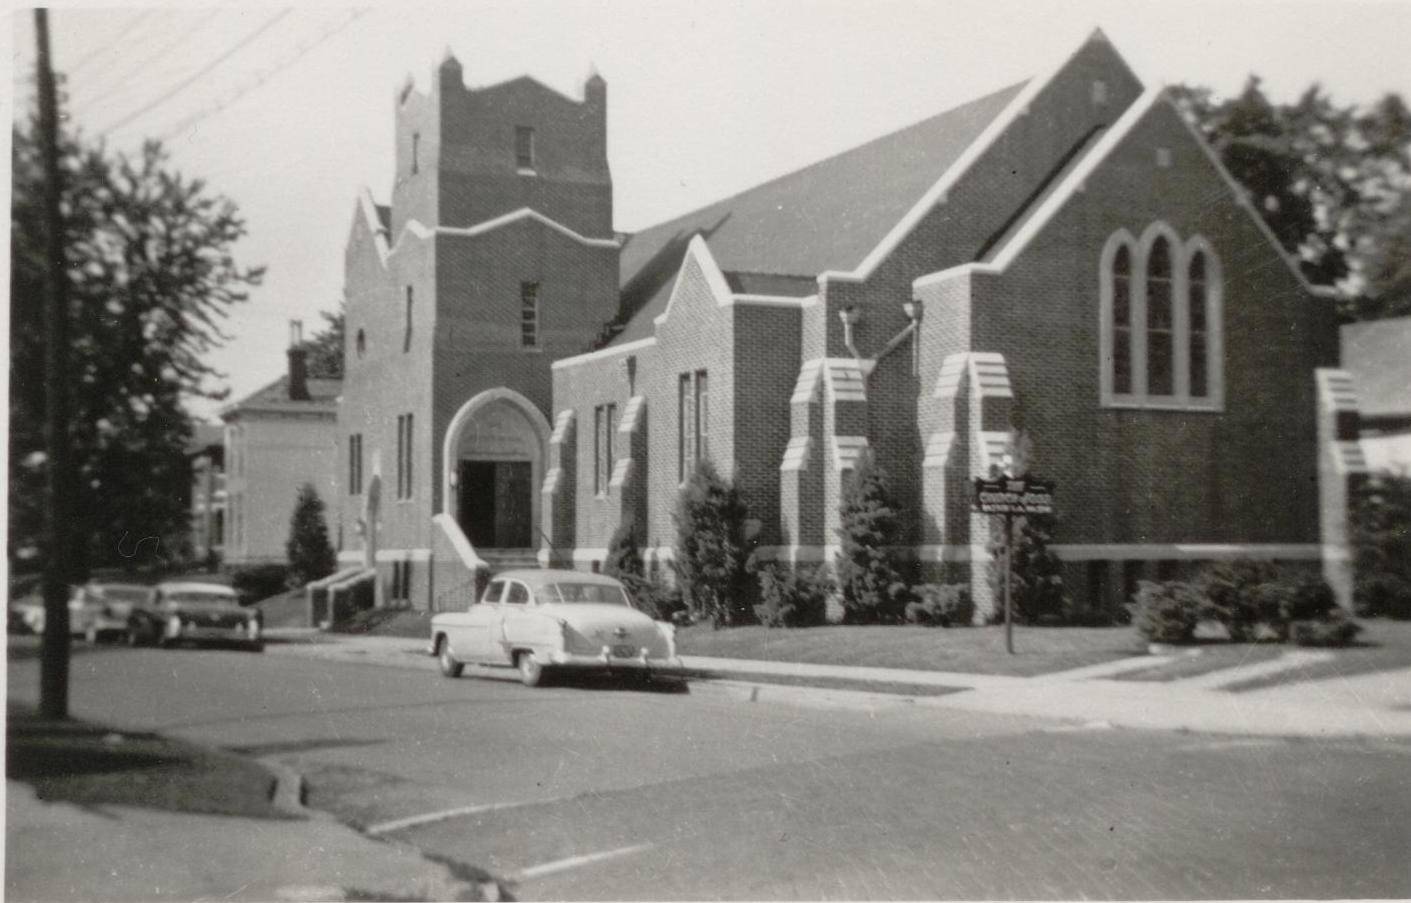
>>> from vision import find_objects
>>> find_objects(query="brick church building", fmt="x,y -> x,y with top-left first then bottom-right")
336,31 -> 1360,618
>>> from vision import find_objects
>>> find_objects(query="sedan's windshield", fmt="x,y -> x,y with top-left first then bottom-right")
541,583 -> 631,606
165,592 -> 238,607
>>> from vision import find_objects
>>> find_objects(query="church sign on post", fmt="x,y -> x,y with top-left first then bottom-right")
972,477 -> 1056,515
972,475 -> 1056,654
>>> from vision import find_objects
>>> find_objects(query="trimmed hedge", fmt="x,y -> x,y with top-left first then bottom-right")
1290,610 -> 1362,647
230,564 -> 291,603
905,584 -> 974,627
1134,580 -> 1202,644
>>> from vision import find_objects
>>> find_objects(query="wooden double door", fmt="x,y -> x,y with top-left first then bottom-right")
458,460 -> 533,549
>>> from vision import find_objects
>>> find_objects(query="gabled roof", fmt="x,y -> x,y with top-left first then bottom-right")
611,81 -> 1027,344
1341,316 -> 1411,419
222,375 -> 342,420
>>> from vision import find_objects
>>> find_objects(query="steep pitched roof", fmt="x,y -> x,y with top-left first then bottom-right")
611,81 -> 1027,344
223,375 -> 342,419
1341,316 -> 1411,420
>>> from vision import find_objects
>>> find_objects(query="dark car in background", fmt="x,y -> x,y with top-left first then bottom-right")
128,581 -> 262,651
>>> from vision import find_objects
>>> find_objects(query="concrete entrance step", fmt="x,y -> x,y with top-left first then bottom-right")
479,548 -> 541,572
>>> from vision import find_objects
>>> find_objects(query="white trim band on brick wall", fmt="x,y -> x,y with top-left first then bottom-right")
751,543 -> 1324,564
551,336 -> 657,371
731,293 -> 819,309
398,207 -> 620,251
373,548 -> 432,562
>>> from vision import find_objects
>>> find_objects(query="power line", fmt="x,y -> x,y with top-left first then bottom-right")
160,8 -> 370,143
65,9 -> 155,77
94,7 -> 293,138
74,12 -> 218,111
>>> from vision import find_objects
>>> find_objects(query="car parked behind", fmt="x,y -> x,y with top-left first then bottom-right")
129,582 -> 262,652
71,583 -> 150,643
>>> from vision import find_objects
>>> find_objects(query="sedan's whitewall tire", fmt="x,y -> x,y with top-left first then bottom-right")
517,651 -> 544,687
437,637 -> 464,678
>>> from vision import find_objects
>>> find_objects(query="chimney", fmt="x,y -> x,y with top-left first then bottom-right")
287,320 -> 310,401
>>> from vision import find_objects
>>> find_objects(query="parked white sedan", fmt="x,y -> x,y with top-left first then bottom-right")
429,569 -> 682,686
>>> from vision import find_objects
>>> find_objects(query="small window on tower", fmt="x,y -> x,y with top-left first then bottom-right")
515,126 -> 535,171
412,132 -> 420,174
520,281 -> 540,348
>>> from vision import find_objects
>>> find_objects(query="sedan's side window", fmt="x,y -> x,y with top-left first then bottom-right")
504,582 -> 529,605
482,580 -> 506,604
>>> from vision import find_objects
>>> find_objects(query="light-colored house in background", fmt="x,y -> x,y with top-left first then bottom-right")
1341,315 -> 1411,476
221,323 -> 342,566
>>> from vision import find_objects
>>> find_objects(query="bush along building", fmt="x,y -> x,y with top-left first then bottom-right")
337,32 -> 1373,618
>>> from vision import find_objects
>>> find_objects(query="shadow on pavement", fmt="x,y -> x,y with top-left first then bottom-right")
6,703 -> 294,819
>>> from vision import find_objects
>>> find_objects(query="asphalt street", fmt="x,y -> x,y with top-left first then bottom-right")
8,640 -> 1411,900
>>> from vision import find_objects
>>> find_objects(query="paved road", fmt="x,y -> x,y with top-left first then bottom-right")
8,640 -> 1411,900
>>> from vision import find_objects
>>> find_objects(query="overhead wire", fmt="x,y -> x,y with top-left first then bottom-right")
64,9 -> 155,77
160,8 -> 371,143
94,7 -> 293,138
73,12 -> 219,111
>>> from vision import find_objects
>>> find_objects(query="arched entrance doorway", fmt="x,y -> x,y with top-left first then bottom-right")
442,389 -> 550,552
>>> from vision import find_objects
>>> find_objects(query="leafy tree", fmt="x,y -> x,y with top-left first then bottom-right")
834,457 -> 909,623
1172,79 -> 1411,319
287,484 -> 337,588
673,459 -> 750,627
304,306 -> 345,380
10,114 -> 262,573
1350,475 -> 1411,619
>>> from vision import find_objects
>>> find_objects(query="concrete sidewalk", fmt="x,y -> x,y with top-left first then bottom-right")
5,779 -> 493,902
264,632 -> 1411,739
684,653 -> 1411,738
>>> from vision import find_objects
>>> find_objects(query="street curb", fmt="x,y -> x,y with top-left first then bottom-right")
256,756 -> 500,902
686,676 -> 938,710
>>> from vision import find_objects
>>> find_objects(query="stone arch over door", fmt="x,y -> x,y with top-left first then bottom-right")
442,388 -> 551,551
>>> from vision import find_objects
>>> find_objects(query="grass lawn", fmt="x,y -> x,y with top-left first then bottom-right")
332,608 -> 433,639
1226,618 -> 1411,691
6,704 -> 291,819
1116,642 -> 1287,682
257,589 -> 312,629
675,623 -> 1147,677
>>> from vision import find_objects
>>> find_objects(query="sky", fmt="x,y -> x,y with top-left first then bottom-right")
8,0 -> 1411,423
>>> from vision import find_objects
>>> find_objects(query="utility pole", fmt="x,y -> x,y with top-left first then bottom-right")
36,8 -> 73,720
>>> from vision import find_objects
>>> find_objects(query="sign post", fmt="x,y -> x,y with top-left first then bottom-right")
973,476 -> 1055,655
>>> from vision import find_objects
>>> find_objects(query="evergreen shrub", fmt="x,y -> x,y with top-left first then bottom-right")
287,483 -> 337,587
1351,475 -> 1411,619
835,458 -> 910,624
754,565 -> 831,628
673,460 -> 751,627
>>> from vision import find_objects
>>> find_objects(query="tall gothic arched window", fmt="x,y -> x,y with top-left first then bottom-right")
1188,250 -> 1209,398
1146,237 -> 1174,397
1101,226 -> 1222,410
1112,245 -> 1133,395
